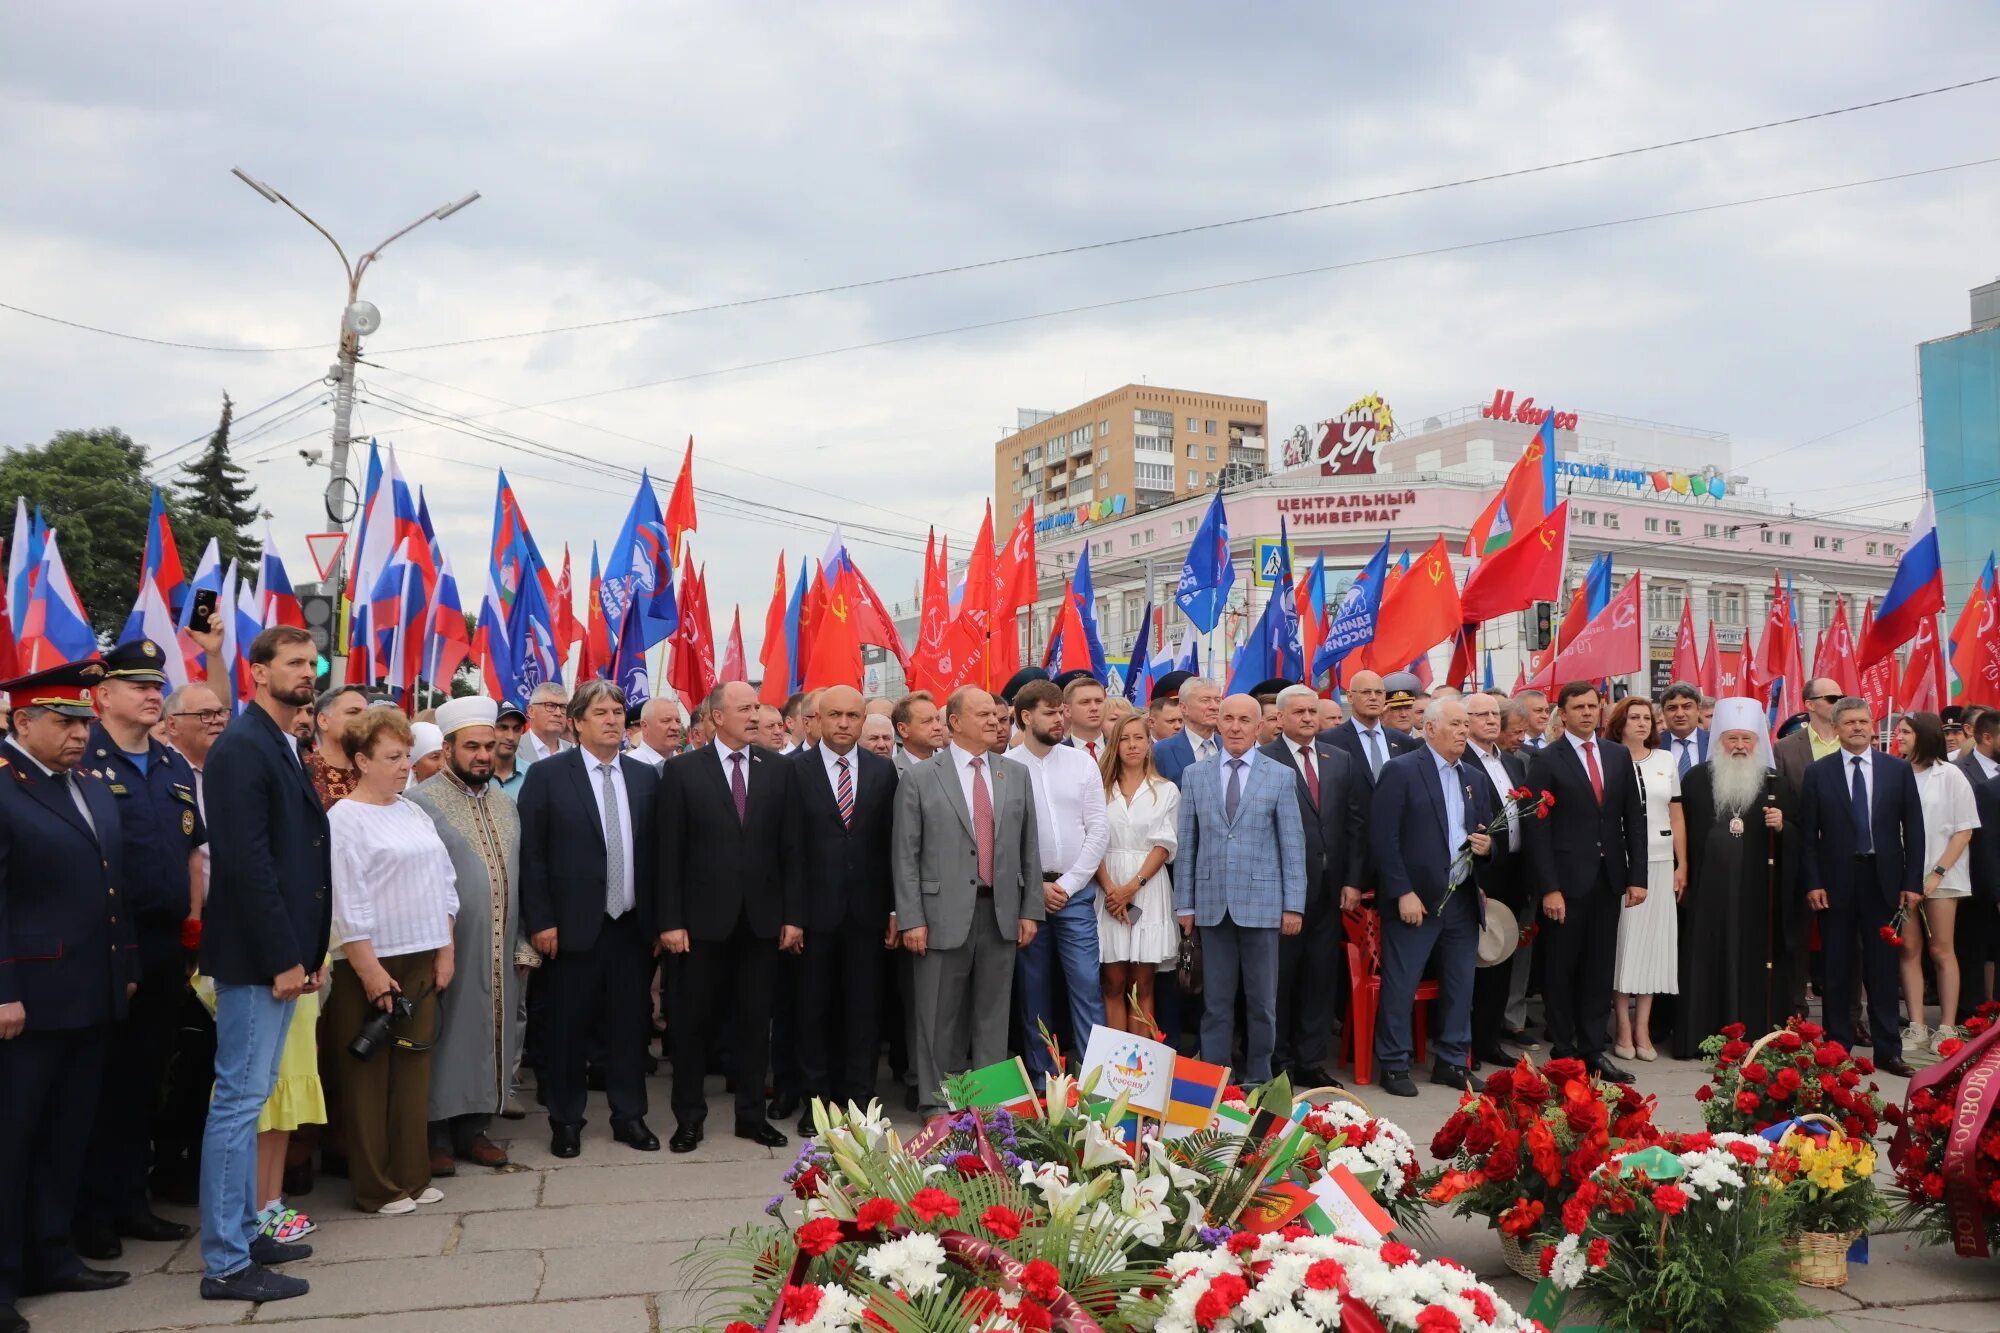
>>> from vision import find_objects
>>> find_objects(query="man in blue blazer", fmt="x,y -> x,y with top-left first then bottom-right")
1799,696 -> 1925,1073
0,659 -> 138,1329
1371,698 -> 1500,1096
1319,670 -> 1419,786
196,626 -> 329,1303
519,680 -> 662,1158
1658,683 -> 1711,777
1174,694 -> 1307,1082
1153,676 -> 1222,786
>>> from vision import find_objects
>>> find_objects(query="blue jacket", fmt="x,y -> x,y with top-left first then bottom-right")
1318,718 -> 1420,787
0,737 -> 136,1029
1798,748 -> 1925,910
198,703 -> 333,986
1173,748 -> 1307,928
84,722 -> 205,971
1152,728 -> 1204,786
1371,745 -> 1501,916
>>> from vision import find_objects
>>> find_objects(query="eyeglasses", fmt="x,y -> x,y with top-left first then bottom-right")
1807,693 -> 1842,703
530,701 -> 566,712
172,709 -> 229,723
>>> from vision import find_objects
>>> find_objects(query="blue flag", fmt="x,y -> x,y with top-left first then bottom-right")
1175,488 -> 1233,634
1313,532 -> 1391,678
611,591 -> 650,707
1121,602 -> 1153,703
1227,519 -> 1303,692
1582,552 -> 1614,620
1072,545 -> 1111,683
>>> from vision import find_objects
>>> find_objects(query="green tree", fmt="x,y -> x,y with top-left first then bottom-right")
0,428 -> 154,638
176,393 -> 260,570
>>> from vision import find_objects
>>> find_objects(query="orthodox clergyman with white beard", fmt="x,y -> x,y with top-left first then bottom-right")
1672,697 -> 1802,1057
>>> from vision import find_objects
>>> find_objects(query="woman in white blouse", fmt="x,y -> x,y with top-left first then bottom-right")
1895,711 -> 1980,1052
1094,715 -> 1180,1034
327,709 -> 460,1216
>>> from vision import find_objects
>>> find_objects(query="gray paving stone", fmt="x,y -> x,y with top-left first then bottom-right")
249,1295 -> 653,1330
15,1273 -> 241,1333
165,1211 -> 460,1272
460,1197 -> 771,1252
536,1240 -> 743,1301
234,1250 -> 542,1318
540,1158 -> 786,1206
1836,1230 -> 2000,1306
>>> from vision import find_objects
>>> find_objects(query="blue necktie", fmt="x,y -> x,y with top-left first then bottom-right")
1225,758 -> 1244,822
1850,755 -> 1872,854
1676,736 -> 1694,776
1362,728 -> 1384,778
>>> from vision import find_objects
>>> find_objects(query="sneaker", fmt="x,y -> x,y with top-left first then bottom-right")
1930,1025 -> 1960,1055
1902,1023 -> 1930,1049
413,1187 -> 445,1206
200,1262 -> 310,1302
375,1197 -> 418,1216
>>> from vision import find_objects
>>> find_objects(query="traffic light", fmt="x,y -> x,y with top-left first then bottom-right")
1530,601 -> 1554,651
301,591 -> 338,686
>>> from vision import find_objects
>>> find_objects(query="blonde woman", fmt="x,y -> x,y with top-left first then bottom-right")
326,710 -> 459,1215
1094,715 -> 1180,1033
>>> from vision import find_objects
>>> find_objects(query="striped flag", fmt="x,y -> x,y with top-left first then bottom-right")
951,1057 -> 1041,1119
1161,1055 -> 1231,1139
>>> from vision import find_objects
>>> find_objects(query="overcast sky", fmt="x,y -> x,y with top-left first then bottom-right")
3,3 -> 1995,661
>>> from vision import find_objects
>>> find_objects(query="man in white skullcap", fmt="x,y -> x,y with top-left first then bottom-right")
406,697 -> 532,1172
1670,696 -> 1800,1057
409,721 -> 446,785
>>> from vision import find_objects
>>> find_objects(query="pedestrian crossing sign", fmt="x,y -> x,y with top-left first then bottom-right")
1251,539 -> 1286,588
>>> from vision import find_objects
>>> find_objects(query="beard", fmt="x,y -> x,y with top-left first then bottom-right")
1709,751 -> 1766,817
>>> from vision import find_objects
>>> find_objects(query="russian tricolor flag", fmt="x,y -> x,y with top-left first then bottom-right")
1856,495 -> 1945,666
19,530 -> 98,671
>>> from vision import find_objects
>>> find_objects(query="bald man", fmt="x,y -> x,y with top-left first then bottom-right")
1320,670 -> 1419,785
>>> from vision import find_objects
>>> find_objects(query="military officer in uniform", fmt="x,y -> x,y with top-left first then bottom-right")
0,659 -> 139,1333
72,640 -> 205,1260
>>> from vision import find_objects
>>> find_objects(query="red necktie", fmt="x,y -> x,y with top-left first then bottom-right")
1085,740 -> 1098,761
969,756 -> 995,886
1298,743 -> 1320,808
1582,739 -> 1604,804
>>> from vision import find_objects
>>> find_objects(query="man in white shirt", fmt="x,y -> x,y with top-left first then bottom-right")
624,697 -> 681,770
523,682 -> 573,763
1007,680 -> 1109,1085
1464,693 -> 1531,1067
1060,675 -> 1109,762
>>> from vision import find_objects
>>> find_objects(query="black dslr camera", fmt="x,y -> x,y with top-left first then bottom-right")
348,990 -> 416,1061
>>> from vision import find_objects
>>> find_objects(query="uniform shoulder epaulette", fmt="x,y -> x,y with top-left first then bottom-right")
0,756 -> 9,769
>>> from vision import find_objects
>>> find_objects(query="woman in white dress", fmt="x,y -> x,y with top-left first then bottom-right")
1894,712 -> 1980,1051
1094,715 -> 1180,1034
1608,696 -> 1685,1061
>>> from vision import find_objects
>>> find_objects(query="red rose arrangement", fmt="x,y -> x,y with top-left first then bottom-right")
1695,1017 -> 1885,1140
1885,1003 -> 2000,1255
1421,1057 -> 1659,1234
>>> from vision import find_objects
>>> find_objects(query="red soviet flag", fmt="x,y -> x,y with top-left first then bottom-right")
1531,572 -> 1643,689
908,530 -> 951,695
756,553 -> 791,706
802,562 -> 865,691
718,604 -> 747,684
666,555 -> 715,703
665,437 -> 698,562
1458,502 -> 1567,624
1365,537 -> 1460,674
1669,593 -> 1701,688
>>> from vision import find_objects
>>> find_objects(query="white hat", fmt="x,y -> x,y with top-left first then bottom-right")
436,695 -> 499,737
410,721 -> 445,763
1706,696 -> 1773,769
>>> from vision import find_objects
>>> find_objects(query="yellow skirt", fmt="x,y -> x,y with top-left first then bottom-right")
193,974 -> 328,1134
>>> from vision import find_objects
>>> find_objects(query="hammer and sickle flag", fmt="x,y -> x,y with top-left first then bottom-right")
1458,502 -> 1569,626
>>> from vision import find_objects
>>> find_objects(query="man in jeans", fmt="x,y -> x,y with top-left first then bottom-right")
196,627 -> 330,1303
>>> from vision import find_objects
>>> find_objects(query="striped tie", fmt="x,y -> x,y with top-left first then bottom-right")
835,754 -> 854,828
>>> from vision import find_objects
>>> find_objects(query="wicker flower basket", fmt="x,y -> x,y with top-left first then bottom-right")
1784,1229 -> 1861,1288
1497,1227 -> 1544,1281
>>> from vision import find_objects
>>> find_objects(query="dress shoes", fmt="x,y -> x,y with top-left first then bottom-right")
0,1302 -> 26,1333
249,1237 -> 313,1266
736,1120 -> 789,1148
429,1151 -> 459,1177
72,1222 -> 121,1261
798,1109 -> 819,1138
118,1211 -> 193,1243
669,1123 -> 704,1153
1431,1062 -> 1484,1093
28,1267 -> 130,1295
767,1093 -> 801,1121
1502,1025 -> 1540,1050
1473,1044 -> 1516,1069
200,1262 -> 309,1303
459,1133 -> 510,1168
612,1119 -> 661,1151
1878,1058 -> 1916,1078
550,1124 -> 582,1159
1290,1065 -> 1342,1090
1589,1058 -> 1636,1085
1378,1069 -> 1419,1098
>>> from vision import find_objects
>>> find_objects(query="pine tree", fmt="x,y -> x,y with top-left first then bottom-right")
176,393 -> 259,569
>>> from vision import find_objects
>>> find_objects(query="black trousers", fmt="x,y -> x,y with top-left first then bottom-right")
1274,886 -> 1344,1072
1955,894 -> 1998,1021
77,956 -> 184,1227
798,916 -> 885,1107
769,952 -> 804,1101
533,911 -> 651,1129
671,915 -> 775,1128
1822,888 -> 1905,1059
0,1027 -> 107,1305
1538,869 -> 1620,1062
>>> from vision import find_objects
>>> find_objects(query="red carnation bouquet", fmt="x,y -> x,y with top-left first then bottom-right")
1694,1018 -> 1886,1140
1421,1057 -> 1659,1259
1886,1003 -> 2000,1255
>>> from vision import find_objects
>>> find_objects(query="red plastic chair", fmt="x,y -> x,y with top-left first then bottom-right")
1341,909 -> 1437,1086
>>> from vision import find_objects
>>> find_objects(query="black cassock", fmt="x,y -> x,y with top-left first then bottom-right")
1672,766 -> 1801,1058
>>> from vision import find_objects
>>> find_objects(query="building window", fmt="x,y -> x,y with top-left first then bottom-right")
1137,409 -> 1173,428
1885,544 -> 1899,558
1186,444 -> 1198,459
1725,525 -> 1740,540
1143,529 -> 1156,545
1187,469 -> 1199,486
1866,541 -> 1879,556
1186,416 -> 1198,431
1603,513 -> 1620,530
1644,517 -> 1660,533
1130,534 -> 1142,548
1832,538 -> 1844,552
1664,520 -> 1682,536
1099,420 -> 1109,438
1761,530 -> 1775,544
1136,462 -> 1172,487
1207,446 -> 1218,461
1205,471 -> 1216,485
1813,535 -> 1828,550
1647,582 -> 1685,624
1708,587 -> 1745,627
1204,419 -> 1217,434
1577,510 -> 1597,526
1171,520 -> 1183,535
1704,524 -> 1719,538
1779,533 -> 1792,547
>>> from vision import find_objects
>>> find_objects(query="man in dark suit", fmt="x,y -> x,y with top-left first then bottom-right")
1523,682 -> 1648,1083
519,680 -> 661,1159
656,680 -> 804,1152
1319,669 -> 1419,786
1152,676 -> 1222,785
1658,683 -> 1711,778
1799,696 -> 1926,1073
788,685 -> 897,1132
1965,773 -> 2000,1018
1263,684 -> 1365,1089
0,660 -> 139,1333
1464,692 -> 1530,1067
1370,697 -> 1500,1097
196,626 -> 329,1304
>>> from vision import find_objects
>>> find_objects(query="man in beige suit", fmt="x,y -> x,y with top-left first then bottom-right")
893,686 -> 1042,1116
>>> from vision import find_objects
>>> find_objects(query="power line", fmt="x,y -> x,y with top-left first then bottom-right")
142,377 -> 333,477
370,74 -> 2000,355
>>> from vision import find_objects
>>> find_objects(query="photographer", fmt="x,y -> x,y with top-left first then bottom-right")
325,710 -> 459,1216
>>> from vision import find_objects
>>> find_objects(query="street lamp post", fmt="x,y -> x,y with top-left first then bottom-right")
231,167 -> 478,674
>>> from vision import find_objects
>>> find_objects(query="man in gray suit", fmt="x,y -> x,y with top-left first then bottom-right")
1174,693 -> 1307,1082
893,686 -> 1043,1115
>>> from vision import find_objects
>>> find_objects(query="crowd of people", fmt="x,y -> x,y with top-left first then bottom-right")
2,627 -> 1997,1327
